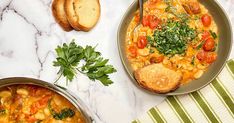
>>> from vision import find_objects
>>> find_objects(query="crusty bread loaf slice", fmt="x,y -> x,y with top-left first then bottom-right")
134,64 -> 182,93
64,0 -> 80,31
52,0 -> 73,31
65,0 -> 100,31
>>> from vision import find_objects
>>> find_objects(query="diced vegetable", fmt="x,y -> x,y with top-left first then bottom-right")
150,56 -> 164,63
142,16 -> 150,26
203,38 -> 215,51
183,2 -> 201,15
196,50 -> 207,62
206,53 -> 217,63
201,31 -> 211,41
30,95 -> 51,114
197,51 -> 217,63
188,2 -> 201,14
39,95 -> 51,106
149,16 -> 160,29
201,14 -> 212,27
137,36 -> 148,49
128,46 -> 137,58
142,15 -> 160,29
27,116 -> 37,122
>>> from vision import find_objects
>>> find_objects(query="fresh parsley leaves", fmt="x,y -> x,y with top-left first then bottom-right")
53,40 -> 116,86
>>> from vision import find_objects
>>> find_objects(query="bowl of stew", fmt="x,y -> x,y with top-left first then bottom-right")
118,0 -> 232,95
0,77 -> 94,122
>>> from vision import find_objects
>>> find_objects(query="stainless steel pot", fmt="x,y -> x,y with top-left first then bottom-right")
0,77 -> 94,123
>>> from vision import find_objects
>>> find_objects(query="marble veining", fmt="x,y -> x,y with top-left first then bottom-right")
0,0 -> 233,123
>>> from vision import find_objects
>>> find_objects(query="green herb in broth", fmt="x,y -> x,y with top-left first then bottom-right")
196,41 -> 205,50
48,99 -> 75,120
191,56 -> 195,65
148,19 -> 197,56
164,0 -> 189,21
209,30 -> 217,39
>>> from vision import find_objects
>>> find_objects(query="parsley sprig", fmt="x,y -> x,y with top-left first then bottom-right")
53,40 -> 116,86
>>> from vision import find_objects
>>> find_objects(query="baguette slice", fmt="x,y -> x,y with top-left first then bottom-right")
64,0 -> 80,31
52,0 -> 73,31
134,64 -> 182,93
65,0 -> 100,31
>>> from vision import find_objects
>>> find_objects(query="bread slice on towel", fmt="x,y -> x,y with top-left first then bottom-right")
52,0 -> 73,31
134,64 -> 182,93
65,0 -> 100,31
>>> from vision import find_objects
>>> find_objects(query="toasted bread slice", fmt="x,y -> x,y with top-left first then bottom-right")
65,0 -> 100,31
64,0 -> 80,31
52,0 -> 73,31
134,64 -> 182,93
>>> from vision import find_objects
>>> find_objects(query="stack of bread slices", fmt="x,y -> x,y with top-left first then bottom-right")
52,0 -> 100,32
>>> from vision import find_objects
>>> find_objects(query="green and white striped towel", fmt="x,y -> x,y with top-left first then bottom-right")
133,59 -> 234,123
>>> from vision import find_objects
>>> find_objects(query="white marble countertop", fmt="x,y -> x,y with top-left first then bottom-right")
0,0 -> 233,123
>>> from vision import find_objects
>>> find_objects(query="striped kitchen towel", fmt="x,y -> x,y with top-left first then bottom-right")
133,59 -> 234,123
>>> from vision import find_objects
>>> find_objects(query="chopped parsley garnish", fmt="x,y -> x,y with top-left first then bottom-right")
53,40 -> 117,86
149,48 -> 155,53
209,30 -> 217,39
191,56 -> 195,65
148,19 -> 197,56
48,100 -> 75,120
196,41 -> 205,50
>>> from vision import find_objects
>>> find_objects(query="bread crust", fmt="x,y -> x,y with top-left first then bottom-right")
65,0 -> 100,32
64,0 -> 80,31
73,0 -> 101,31
52,0 -> 73,31
134,64 -> 182,94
